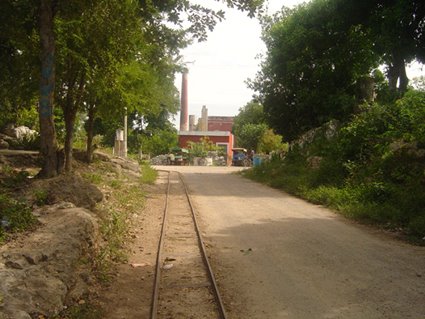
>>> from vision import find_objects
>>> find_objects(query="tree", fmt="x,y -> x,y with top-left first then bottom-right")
253,0 -> 379,141
0,1 -> 39,129
232,101 -> 265,138
2,0 -> 265,176
38,0 -> 59,177
257,129 -> 285,154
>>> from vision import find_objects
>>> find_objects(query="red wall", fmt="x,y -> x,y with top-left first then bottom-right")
179,134 -> 233,149
178,134 -> 234,163
208,117 -> 234,132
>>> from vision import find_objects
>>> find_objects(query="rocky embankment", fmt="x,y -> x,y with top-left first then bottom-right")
0,204 -> 98,319
0,152 -> 139,319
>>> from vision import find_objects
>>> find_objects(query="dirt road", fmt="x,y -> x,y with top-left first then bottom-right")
155,166 -> 425,319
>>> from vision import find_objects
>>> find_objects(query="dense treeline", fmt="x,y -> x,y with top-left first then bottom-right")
252,0 -> 424,140
247,0 -> 425,239
0,0 -> 263,177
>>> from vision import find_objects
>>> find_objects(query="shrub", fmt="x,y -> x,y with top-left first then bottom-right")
243,89 -> 425,239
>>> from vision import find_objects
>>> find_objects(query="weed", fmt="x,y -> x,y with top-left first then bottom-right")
82,173 -> 102,184
0,194 -> 36,243
109,179 -> 122,189
54,302 -> 104,319
33,188 -> 48,206
140,163 -> 157,184
0,165 -> 13,175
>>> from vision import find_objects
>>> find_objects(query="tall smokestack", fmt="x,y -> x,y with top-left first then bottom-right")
179,71 -> 189,131
201,105 -> 208,131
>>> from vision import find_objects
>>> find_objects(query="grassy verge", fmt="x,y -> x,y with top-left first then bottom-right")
80,162 -> 152,281
243,158 -> 425,243
53,159 -> 157,318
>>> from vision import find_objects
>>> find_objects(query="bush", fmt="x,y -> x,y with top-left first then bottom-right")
243,89 -> 425,240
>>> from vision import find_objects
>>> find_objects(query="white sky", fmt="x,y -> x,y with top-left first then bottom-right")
173,0 -> 424,124
174,0 -> 303,123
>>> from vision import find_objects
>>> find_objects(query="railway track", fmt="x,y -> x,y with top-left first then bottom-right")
150,170 -> 227,319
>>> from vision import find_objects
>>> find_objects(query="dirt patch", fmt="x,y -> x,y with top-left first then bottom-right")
96,171 -> 167,319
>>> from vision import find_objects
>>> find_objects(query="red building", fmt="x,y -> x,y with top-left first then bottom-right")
208,116 -> 234,132
178,131 -> 234,162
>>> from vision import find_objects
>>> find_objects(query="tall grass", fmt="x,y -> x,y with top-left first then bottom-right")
244,154 -> 425,241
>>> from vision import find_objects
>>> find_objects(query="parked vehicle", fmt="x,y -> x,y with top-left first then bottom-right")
232,148 -> 252,167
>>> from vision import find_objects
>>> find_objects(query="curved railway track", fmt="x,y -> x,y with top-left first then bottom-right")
150,170 -> 227,319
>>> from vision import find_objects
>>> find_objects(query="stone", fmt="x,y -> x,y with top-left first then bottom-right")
5,260 -> 25,270
0,139 -> 9,149
0,207 -> 98,317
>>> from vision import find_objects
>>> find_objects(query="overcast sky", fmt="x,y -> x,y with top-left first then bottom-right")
173,0 -> 301,123
173,0 -> 424,125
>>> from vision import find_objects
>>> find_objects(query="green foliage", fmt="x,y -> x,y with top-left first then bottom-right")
233,101 -> 265,136
233,101 -> 285,153
109,179 -> 122,189
128,127 -> 178,157
0,194 -> 36,243
254,0 -> 425,141
33,188 -> 48,206
1,170 -> 30,189
82,173 -> 103,185
244,89 -> 425,239
237,123 -> 268,152
188,137 -> 219,157
54,302 -> 104,319
257,129 -> 286,154
140,163 -> 158,185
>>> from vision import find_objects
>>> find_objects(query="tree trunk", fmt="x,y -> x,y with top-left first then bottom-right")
387,63 -> 399,92
398,59 -> 409,94
38,0 -> 58,178
63,72 -> 85,173
86,103 -> 95,163
64,105 -> 77,173
388,52 -> 409,95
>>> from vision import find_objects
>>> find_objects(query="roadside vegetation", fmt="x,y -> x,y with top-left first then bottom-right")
240,0 -> 425,241
244,90 -> 425,241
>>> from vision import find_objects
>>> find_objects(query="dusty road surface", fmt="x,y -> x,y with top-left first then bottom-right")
155,166 -> 425,319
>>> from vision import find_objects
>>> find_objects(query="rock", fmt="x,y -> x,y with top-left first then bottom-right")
5,310 -> 32,319
5,260 -> 25,270
150,154 -> 168,165
93,151 -> 111,162
0,207 -> 98,317
6,126 -> 38,141
31,175 -> 103,209
163,263 -> 174,270
0,139 -> 9,149
66,277 -> 89,302
389,140 -> 425,158
111,157 -> 140,173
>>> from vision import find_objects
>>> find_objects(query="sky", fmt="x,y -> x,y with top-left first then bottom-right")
173,0 -> 424,125
173,0 -> 303,124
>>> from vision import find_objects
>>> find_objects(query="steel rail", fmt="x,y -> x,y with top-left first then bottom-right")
150,171 -> 170,319
178,172 -> 228,319
150,170 -> 228,319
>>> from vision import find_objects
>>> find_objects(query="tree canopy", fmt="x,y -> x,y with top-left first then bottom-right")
253,0 -> 425,141
0,0 -> 264,176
